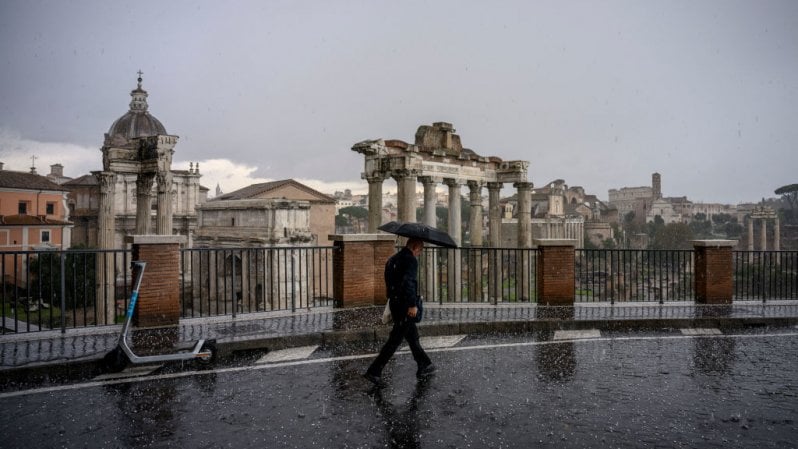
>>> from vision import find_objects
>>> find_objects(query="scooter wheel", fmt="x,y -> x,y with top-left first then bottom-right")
196,339 -> 217,367
103,346 -> 130,373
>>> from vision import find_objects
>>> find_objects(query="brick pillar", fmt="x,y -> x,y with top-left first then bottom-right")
331,234 -> 396,308
693,240 -> 737,304
535,239 -> 577,306
125,235 -> 186,327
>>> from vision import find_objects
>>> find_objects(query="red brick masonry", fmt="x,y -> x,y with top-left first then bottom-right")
535,239 -> 577,306
331,234 -> 396,308
126,235 -> 187,327
693,240 -> 737,305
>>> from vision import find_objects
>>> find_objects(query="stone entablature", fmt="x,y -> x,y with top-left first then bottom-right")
353,122 -> 531,251
746,205 -> 780,251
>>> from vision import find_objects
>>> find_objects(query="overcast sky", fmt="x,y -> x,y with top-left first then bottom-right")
1,0 -> 796,204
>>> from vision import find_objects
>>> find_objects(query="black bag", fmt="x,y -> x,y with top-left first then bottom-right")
414,295 -> 423,323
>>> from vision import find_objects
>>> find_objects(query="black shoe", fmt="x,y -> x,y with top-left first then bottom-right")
416,364 -> 436,379
363,372 -> 382,386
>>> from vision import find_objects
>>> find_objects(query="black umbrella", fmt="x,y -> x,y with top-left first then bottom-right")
378,221 -> 458,248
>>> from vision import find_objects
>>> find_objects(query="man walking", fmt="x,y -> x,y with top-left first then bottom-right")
364,238 -> 435,386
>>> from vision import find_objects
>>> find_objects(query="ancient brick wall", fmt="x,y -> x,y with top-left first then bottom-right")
536,243 -> 575,306
694,245 -> 733,304
332,236 -> 395,307
128,238 -> 184,326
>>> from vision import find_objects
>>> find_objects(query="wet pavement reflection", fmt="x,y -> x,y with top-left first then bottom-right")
1,328 -> 797,448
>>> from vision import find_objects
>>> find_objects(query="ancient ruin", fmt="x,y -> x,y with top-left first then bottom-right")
352,122 -> 534,301
352,122 -> 532,247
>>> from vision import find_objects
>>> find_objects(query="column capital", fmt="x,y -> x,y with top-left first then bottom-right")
468,181 -> 483,205
365,173 -> 388,183
156,170 -> 173,192
443,178 -> 464,187
418,176 -> 439,186
486,182 -> 503,191
93,171 -> 117,193
391,169 -> 419,181
514,181 -> 533,191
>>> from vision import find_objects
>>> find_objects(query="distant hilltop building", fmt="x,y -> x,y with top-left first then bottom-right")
609,172 -> 688,225
608,172 -> 747,231
501,179 -> 616,248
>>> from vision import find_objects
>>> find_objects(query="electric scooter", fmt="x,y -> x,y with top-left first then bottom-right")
103,261 -> 216,373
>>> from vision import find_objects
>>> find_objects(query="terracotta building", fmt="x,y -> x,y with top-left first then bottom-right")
0,165 -> 72,252
0,165 -> 73,290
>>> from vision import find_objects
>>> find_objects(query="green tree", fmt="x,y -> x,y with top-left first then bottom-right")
338,206 -> 368,219
711,213 -> 735,225
602,238 -> 617,249
775,184 -> 798,210
650,222 -> 694,250
689,219 -> 712,239
775,184 -> 798,224
723,222 -> 744,239
29,250 -> 97,309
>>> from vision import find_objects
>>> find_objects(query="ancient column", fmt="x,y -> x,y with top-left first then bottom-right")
135,173 -> 155,234
420,176 -> 437,227
487,182 -> 502,302
445,179 -> 463,246
467,181 -> 484,301
468,181 -> 484,246
487,182 -> 502,247
94,171 -> 117,324
515,182 -> 533,301
760,219 -> 767,252
394,171 -> 417,223
747,218 -> 754,251
419,176 -> 438,300
444,178 -> 462,302
515,182 -> 533,248
774,217 -> 780,251
156,170 -> 173,235
366,175 -> 384,233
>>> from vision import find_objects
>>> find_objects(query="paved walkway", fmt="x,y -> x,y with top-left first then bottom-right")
1,301 -> 797,372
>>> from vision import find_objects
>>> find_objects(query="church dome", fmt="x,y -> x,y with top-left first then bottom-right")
107,74 -> 167,140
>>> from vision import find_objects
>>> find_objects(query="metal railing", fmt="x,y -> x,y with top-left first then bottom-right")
1,249 -> 132,334
733,251 -> 798,300
179,246 -> 335,318
419,247 -> 539,304
575,249 -> 695,303
2,245 -> 796,335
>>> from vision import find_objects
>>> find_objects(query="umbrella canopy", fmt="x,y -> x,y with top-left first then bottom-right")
378,221 -> 457,248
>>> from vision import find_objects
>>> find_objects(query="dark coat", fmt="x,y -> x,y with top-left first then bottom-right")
385,247 -> 418,318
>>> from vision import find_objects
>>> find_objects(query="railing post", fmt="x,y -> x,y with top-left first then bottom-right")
534,239 -> 577,306
692,240 -> 737,305
232,249 -> 238,319
60,251 -> 66,333
330,234 -> 395,308
125,235 -> 186,327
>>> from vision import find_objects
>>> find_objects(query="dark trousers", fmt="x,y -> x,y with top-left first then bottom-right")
367,318 -> 431,376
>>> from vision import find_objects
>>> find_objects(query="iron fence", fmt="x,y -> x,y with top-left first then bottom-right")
179,246 -> 335,317
733,251 -> 798,300
1,249 -> 132,334
575,249 -> 695,303
419,247 -> 539,304
3,245 -> 796,335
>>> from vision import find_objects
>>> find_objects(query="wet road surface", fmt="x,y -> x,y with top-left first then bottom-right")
1,327 -> 797,448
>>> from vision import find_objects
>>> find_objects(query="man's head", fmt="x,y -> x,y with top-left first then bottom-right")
406,238 -> 424,257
